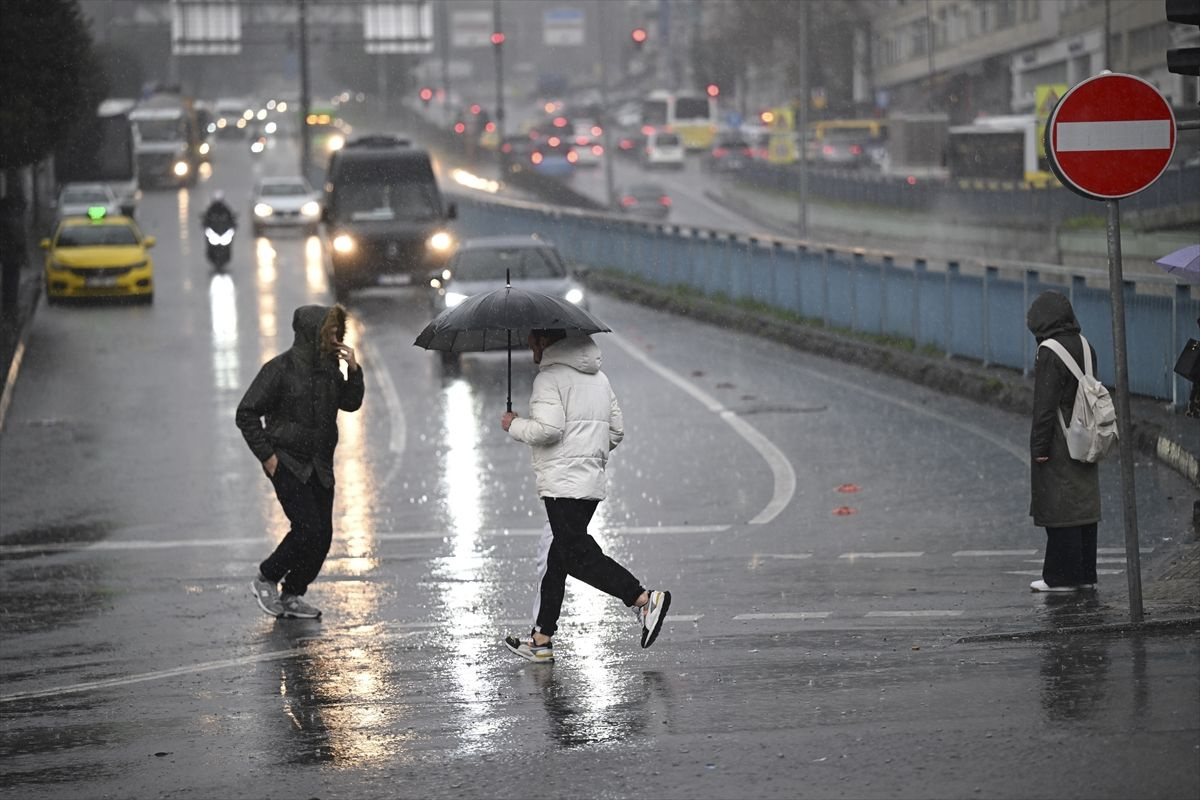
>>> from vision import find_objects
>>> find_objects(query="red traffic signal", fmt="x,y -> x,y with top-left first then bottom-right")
631,27 -> 647,47
491,31 -> 505,46
706,84 -> 719,98
418,87 -> 433,104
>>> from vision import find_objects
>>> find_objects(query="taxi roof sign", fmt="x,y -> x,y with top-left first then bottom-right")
87,206 -> 107,221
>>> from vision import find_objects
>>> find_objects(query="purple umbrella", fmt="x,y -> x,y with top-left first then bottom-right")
1155,244 -> 1200,284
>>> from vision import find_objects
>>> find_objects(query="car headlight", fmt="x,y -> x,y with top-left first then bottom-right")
565,287 -> 585,305
173,161 -> 190,176
427,231 -> 454,252
327,134 -> 345,152
254,203 -> 274,218
444,291 -> 469,308
332,234 -> 355,253
300,200 -> 320,218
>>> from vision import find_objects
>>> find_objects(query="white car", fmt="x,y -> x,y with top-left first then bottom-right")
55,183 -> 120,219
250,176 -> 321,236
642,131 -> 685,169
572,123 -> 604,167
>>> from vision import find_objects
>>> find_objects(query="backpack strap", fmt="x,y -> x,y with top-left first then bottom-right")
1038,336 -> 1092,381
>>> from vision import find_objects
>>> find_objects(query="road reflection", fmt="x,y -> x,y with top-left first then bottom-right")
304,235 -> 326,297
208,274 -> 239,392
431,377 -> 507,752
266,621 -> 411,767
522,667 -> 674,748
1038,596 -> 1110,721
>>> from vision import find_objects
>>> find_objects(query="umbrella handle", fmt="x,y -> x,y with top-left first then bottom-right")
507,329 -> 512,413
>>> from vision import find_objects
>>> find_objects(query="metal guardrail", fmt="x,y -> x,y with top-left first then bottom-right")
450,191 -> 1197,406
732,162 -> 1200,226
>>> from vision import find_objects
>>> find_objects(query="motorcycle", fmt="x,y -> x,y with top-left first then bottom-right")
204,222 -> 236,271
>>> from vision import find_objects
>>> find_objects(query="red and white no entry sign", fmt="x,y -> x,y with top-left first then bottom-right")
1046,72 -> 1177,201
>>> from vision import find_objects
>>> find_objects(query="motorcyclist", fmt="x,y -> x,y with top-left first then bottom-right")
203,191 -> 236,232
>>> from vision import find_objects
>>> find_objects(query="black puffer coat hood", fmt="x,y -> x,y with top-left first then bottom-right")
236,303 -> 363,487
289,304 -> 346,369
1027,291 -> 1080,343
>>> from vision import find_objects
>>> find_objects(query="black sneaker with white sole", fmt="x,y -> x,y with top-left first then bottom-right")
636,589 -> 671,648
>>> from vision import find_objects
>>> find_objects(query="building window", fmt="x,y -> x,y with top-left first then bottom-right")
1129,23 -> 1169,59
911,22 -> 927,58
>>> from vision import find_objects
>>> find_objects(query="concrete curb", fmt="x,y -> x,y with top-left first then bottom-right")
955,615 -> 1200,643
0,270 -> 42,436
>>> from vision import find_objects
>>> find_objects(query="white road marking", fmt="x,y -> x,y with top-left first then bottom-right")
0,649 -> 301,704
734,612 -> 832,620
608,332 -> 796,526
1098,547 -> 1154,554
953,550 -> 1038,557
838,551 -> 925,559
363,337 -> 407,489
865,610 -> 963,618
1022,558 -> 1129,565
1006,569 -> 1125,577
1056,120 -> 1172,152
753,553 -> 814,560
0,525 -> 737,556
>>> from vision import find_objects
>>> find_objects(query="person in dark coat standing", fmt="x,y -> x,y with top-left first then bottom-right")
1026,290 -> 1101,593
236,304 -> 364,618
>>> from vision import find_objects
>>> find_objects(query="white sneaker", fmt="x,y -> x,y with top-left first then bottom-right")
504,633 -> 554,663
1030,579 -> 1078,593
636,590 -> 672,648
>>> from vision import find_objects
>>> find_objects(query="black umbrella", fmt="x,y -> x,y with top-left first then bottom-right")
413,274 -> 611,411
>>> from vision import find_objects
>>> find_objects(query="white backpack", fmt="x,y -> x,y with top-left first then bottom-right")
1038,336 -> 1118,464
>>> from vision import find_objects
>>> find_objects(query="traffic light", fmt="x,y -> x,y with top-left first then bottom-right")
631,27 -> 647,50
1167,0 -> 1200,76
418,87 -> 433,105
491,31 -> 505,46
706,84 -> 720,98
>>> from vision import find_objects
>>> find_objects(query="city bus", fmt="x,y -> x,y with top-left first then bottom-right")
946,115 -> 1054,186
640,90 -> 717,151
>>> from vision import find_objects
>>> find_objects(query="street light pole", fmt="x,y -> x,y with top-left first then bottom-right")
598,0 -> 616,208
797,2 -> 809,238
493,0 -> 505,142
298,0 -> 312,181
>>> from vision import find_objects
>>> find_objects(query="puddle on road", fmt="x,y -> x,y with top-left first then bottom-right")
0,560 -> 111,634
0,521 -> 110,561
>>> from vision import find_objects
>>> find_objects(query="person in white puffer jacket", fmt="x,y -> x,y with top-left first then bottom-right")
500,329 -> 671,664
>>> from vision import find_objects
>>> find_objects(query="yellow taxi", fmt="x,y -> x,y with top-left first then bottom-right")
41,208 -> 156,304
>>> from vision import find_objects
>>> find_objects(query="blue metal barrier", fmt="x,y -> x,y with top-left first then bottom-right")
451,193 -> 1197,406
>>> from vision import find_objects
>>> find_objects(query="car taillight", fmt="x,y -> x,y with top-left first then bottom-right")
531,152 -> 543,164
576,136 -> 589,146
659,196 -> 671,206
713,147 -> 728,157
567,150 -> 578,163
620,196 -> 636,206
502,143 -> 511,153
741,148 -> 753,157
619,139 -> 633,150
850,144 -> 862,155
591,125 -> 602,137
454,122 -> 466,134
823,145 -> 835,156
548,136 -> 561,146
592,144 -> 603,155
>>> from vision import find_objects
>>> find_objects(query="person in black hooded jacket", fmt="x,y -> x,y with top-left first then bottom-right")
237,304 -> 364,618
1026,290 -> 1101,593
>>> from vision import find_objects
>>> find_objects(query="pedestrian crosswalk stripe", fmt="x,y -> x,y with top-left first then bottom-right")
865,610 -> 963,617
734,612 -> 832,620
1097,547 -> 1154,554
1006,569 -> 1125,576
838,551 -> 924,559
953,550 -> 1038,557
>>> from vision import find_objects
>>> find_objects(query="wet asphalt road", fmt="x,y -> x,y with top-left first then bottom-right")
1,136 -> 1197,800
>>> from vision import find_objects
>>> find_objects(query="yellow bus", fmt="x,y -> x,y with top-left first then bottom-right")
641,90 -> 717,151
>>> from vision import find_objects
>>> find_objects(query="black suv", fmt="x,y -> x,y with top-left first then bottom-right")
321,135 -> 457,301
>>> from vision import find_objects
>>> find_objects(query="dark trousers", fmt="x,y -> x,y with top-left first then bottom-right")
1042,523 -> 1098,587
532,497 -> 645,638
260,466 -> 334,596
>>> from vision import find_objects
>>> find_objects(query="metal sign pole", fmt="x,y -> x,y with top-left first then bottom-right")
1106,198 -> 1144,623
